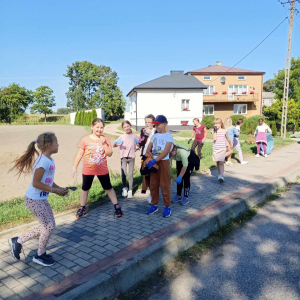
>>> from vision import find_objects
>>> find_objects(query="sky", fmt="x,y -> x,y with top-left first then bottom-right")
0,0 -> 299,111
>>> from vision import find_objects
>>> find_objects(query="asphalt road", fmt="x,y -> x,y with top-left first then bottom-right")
132,183 -> 300,300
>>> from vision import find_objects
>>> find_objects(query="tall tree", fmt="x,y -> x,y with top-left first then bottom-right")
64,61 -> 126,118
0,83 -> 33,123
273,57 -> 300,102
31,86 -> 56,122
263,79 -> 276,92
56,108 -> 72,114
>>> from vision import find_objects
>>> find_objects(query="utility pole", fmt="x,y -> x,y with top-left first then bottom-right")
281,0 -> 295,139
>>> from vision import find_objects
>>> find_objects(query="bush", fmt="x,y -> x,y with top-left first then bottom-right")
296,122 -> 299,132
247,115 -> 265,128
201,116 -> 214,128
57,108 -> 72,114
230,115 -> 245,126
271,121 -> 277,137
241,118 -> 253,134
92,108 -> 97,120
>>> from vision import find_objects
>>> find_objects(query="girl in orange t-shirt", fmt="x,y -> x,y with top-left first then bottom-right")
72,118 -> 123,218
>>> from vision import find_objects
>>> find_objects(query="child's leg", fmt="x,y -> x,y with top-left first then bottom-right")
176,161 -> 183,196
197,142 -> 204,157
18,198 -> 55,255
191,140 -> 197,153
226,143 -> 233,162
121,158 -> 128,188
234,140 -> 244,162
159,160 -> 171,207
219,161 -> 225,176
263,143 -> 267,154
217,161 -> 220,174
81,175 -> 94,206
150,169 -> 160,205
98,174 -> 118,205
128,158 -> 135,190
183,163 -> 193,198
257,142 -> 261,154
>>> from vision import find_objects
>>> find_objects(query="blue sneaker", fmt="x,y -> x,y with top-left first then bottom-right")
181,197 -> 189,206
147,205 -> 159,215
163,206 -> 171,218
171,195 -> 182,203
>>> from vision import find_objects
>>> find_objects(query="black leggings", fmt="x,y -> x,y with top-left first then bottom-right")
176,161 -> 194,198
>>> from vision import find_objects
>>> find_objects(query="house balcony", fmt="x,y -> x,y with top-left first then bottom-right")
203,93 -> 260,103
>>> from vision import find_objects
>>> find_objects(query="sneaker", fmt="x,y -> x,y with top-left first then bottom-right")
241,161 -> 248,164
127,190 -> 133,199
163,206 -> 171,218
76,207 -> 87,219
255,154 -> 260,158
32,252 -> 56,267
147,205 -> 159,215
181,197 -> 189,206
147,195 -> 152,204
115,204 -> 123,218
171,194 -> 182,203
264,154 -> 268,158
225,161 -> 233,166
218,175 -> 224,183
122,187 -> 128,197
8,237 -> 22,260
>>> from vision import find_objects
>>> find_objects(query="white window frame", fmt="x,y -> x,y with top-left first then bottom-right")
181,99 -> 190,111
203,76 -> 211,80
203,85 -> 215,95
233,104 -> 247,115
203,105 -> 214,116
238,76 -> 246,80
229,85 -> 248,95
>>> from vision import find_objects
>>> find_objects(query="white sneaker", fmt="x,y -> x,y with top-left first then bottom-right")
241,161 -> 248,164
122,187 -> 128,197
255,154 -> 260,158
225,161 -> 233,166
147,195 -> 152,204
218,175 -> 224,183
127,190 -> 133,199
264,154 -> 268,158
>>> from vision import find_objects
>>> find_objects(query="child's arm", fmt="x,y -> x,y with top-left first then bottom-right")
233,127 -> 240,138
146,142 -> 153,153
203,127 -> 208,142
155,142 -> 173,163
72,148 -> 84,177
190,130 -> 195,140
225,133 -> 233,148
101,136 -> 113,157
33,169 -> 68,196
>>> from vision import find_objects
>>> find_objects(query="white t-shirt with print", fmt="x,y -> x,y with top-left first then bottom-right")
150,132 -> 174,160
25,154 -> 55,200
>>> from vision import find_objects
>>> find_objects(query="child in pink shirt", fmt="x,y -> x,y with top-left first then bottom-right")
114,121 -> 139,199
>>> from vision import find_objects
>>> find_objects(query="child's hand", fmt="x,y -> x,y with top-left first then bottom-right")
51,187 -> 69,197
72,167 -> 77,178
213,126 -> 218,132
147,159 -> 156,168
114,139 -> 123,145
100,136 -> 107,145
202,138 -> 206,143
176,176 -> 182,184
135,139 -> 139,144
188,139 -> 192,144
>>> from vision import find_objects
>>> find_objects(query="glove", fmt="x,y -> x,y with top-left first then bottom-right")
188,139 -> 192,144
176,176 -> 183,184
213,126 -> 218,132
114,139 -> 123,145
135,139 -> 139,144
51,187 -> 68,197
147,159 -> 157,169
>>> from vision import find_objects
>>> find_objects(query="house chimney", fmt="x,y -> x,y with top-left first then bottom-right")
170,70 -> 184,75
216,61 -> 221,66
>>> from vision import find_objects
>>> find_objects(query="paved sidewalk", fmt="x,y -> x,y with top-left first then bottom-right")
0,143 -> 300,300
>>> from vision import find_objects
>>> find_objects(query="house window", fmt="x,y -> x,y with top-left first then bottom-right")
203,76 -> 211,80
234,104 -> 247,115
181,99 -> 190,111
229,85 -> 248,95
238,76 -> 246,80
203,105 -> 214,115
203,85 -> 215,95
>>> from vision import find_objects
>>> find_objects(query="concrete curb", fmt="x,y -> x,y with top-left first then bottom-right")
55,166 -> 300,300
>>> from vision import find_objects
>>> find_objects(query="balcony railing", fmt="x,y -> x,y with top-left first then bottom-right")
203,93 -> 260,103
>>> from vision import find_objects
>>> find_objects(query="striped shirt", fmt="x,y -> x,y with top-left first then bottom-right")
212,129 -> 227,150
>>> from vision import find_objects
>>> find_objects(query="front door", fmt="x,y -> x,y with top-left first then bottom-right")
228,85 -> 234,100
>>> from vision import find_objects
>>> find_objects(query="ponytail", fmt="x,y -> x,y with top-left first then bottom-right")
10,132 -> 55,177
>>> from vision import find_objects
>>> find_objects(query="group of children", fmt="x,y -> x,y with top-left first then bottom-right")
8,115 -> 272,267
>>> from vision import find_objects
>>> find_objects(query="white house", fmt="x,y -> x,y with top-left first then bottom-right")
262,92 -> 276,107
126,71 -> 207,130
69,108 -> 105,125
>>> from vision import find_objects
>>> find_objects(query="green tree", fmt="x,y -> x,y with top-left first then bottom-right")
273,57 -> 300,102
64,61 -> 126,118
271,121 -> 278,137
74,112 -> 78,125
263,79 -> 276,92
92,108 -> 97,120
57,108 -> 72,114
0,83 -> 33,123
31,86 -> 56,122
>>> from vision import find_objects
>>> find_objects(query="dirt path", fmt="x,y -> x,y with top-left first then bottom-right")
0,125 -> 141,202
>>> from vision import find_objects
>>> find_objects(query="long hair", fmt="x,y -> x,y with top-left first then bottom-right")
11,132 -> 56,178
213,118 -> 225,129
223,118 -> 233,129
122,120 -> 132,128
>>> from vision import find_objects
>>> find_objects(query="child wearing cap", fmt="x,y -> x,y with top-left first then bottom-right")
145,115 -> 174,217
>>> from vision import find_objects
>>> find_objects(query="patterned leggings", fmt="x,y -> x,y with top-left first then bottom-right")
18,197 -> 55,255
191,140 -> 204,157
